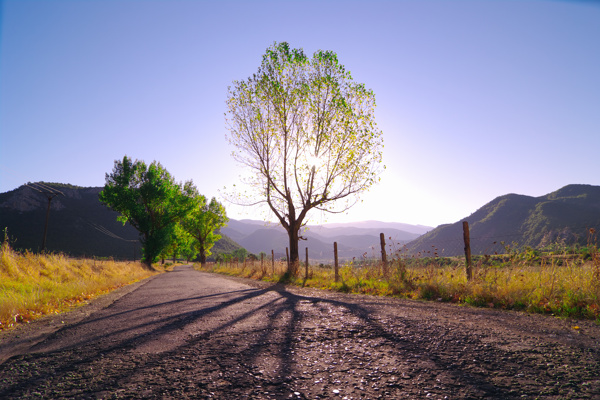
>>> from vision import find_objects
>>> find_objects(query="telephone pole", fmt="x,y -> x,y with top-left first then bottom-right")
41,191 -> 60,252
26,182 -> 64,252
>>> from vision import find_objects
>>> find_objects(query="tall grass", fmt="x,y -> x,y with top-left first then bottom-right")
198,247 -> 600,322
0,240 -> 158,330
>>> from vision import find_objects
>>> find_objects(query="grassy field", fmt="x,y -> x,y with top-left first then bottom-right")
198,248 -> 600,322
0,240 -> 159,331
3,234 -> 597,333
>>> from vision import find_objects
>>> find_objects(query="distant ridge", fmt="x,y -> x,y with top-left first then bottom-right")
405,184 -> 600,257
317,221 -> 431,235
0,183 -> 242,259
221,220 -> 430,261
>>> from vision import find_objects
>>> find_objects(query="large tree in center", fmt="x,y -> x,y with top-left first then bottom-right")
226,42 -> 383,275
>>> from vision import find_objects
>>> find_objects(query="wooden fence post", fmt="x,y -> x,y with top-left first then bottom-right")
463,221 -> 472,281
380,233 -> 388,277
305,247 -> 309,279
271,250 -> 275,275
334,242 -> 339,282
261,252 -> 264,273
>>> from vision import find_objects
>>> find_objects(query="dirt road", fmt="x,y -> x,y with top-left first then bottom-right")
1,265 -> 599,399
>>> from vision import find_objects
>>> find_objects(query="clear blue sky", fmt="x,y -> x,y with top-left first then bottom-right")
1,0 -> 599,227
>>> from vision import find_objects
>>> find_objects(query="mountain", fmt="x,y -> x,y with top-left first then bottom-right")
405,184 -> 600,257
0,183 -> 142,259
0,183 -> 243,260
220,219 -> 429,261
315,221 -> 431,235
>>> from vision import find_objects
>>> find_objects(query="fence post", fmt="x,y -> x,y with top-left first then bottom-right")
271,250 -> 275,275
261,252 -> 264,273
305,247 -> 309,280
380,233 -> 388,277
334,242 -> 339,282
463,221 -> 472,281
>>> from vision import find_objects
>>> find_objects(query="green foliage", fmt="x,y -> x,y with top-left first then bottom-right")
232,248 -> 248,262
181,195 -> 228,263
159,223 -> 197,262
209,235 -> 244,261
99,156 -> 196,266
226,41 -> 384,271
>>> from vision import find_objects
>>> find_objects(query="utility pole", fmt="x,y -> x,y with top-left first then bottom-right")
41,191 -> 60,252
25,182 -> 64,253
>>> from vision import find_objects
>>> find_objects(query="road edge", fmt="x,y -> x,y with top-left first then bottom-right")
0,274 -> 160,364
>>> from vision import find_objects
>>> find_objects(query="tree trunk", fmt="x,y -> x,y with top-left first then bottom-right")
287,223 -> 300,276
199,243 -> 207,264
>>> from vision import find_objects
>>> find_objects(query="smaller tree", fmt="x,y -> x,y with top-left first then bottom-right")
232,248 -> 248,263
181,195 -> 229,264
180,240 -> 200,262
159,224 -> 197,263
99,156 -> 196,267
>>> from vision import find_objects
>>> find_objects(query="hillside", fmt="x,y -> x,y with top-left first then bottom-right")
220,220 -> 428,261
405,184 -> 600,257
0,183 -> 242,259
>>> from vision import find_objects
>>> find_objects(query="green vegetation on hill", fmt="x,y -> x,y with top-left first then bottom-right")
406,184 -> 600,257
208,232 -> 244,261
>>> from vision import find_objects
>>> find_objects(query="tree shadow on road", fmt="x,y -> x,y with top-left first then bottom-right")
0,269 -> 526,399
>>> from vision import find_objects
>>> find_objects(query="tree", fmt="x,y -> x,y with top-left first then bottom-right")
159,223 -> 197,263
181,194 -> 229,264
226,42 -> 383,275
99,156 -> 196,267
232,248 -> 248,263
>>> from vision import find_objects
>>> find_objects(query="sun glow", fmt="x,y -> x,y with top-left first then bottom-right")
305,151 -> 327,171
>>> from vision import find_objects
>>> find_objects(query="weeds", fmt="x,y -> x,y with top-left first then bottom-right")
198,238 -> 600,322
0,240 -> 158,331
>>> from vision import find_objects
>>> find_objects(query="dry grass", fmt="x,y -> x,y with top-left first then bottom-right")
198,252 -> 600,322
0,241 -> 158,331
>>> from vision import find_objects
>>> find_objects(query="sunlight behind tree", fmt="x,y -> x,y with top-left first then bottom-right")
225,42 -> 384,275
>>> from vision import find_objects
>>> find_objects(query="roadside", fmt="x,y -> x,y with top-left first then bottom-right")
0,275 -> 157,364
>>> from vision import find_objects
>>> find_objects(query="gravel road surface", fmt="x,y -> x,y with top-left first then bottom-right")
1,265 -> 599,399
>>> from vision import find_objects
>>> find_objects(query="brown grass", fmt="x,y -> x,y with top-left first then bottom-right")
0,241 -> 159,331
